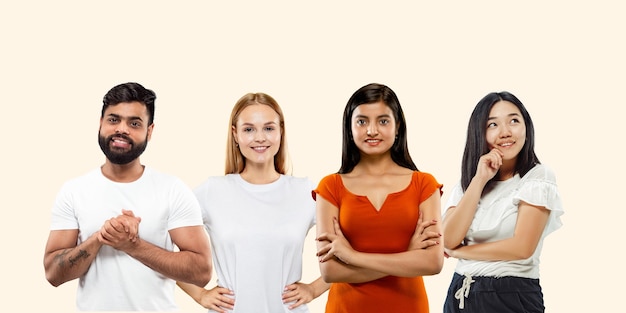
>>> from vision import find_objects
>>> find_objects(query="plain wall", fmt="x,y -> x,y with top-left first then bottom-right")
1,1 -> 623,312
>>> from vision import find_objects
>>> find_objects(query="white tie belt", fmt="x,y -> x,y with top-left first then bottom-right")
454,274 -> 476,309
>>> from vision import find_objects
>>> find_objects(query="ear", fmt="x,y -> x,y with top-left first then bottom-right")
147,123 -> 155,141
231,125 -> 238,144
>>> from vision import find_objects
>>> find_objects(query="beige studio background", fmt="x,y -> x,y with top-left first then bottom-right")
1,1 -> 623,312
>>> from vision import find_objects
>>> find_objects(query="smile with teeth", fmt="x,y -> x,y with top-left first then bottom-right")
365,139 -> 382,146
111,137 -> 131,148
252,146 -> 269,152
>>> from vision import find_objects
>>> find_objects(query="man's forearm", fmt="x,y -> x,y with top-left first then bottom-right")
44,234 -> 102,287
125,239 -> 211,286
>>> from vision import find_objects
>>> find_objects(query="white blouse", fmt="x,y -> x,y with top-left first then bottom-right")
443,164 -> 564,278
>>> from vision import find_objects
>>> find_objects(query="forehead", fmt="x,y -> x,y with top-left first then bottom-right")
352,101 -> 393,117
489,100 -> 522,117
237,104 -> 280,123
104,101 -> 148,118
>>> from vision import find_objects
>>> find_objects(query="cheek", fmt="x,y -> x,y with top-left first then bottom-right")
236,132 -> 252,144
271,132 -> 282,144
485,131 -> 497,145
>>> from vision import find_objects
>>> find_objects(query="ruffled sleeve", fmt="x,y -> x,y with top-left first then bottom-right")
443,182 -> 463,217
513,164 -> 564,236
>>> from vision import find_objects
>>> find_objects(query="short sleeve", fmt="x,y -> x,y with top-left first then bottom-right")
415,171 -> 443,203
304,178 -> 318,226
49,182 -> 80,230
443,182 -> 463,217
513,164 -> 564,236
312,174 -> 341,208
167,178 -> 204,230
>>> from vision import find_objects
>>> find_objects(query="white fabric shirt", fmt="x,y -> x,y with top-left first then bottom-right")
49,167 -> 203,311
194,174 -> 316,313
443,164 -> 564,278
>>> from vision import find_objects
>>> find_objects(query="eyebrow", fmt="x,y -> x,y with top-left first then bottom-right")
239,121 -> 278,126
107,113 -> 144,122
354,114 -> 392,119
487,112 -> 521,120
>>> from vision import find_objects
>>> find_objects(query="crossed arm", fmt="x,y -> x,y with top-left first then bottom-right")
314,191 -> 444,283
442,149 -> 551,261
443,200 -> 550,261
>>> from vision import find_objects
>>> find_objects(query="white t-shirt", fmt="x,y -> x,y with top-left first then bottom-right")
49,167 -> 203,311
443,164 -> 564,278
194,174 -> 316,313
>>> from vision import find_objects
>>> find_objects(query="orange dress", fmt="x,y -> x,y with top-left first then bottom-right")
314,171 -> 442,313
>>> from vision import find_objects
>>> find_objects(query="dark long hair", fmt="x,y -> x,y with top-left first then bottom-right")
338,83 -> 417,174
461,91 -> 540,191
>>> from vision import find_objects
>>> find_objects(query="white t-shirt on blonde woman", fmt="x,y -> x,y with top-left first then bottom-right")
194,174 -> 316,313
443,164 -> 564,279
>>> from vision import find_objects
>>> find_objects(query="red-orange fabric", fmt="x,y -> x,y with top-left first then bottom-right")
314,171 -> 442,313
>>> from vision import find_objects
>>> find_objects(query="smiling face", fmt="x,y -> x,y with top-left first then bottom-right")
485,100 -> 526,163
98,101 -> 153,165
351,101 -> 397,157
232,104 -> 282,168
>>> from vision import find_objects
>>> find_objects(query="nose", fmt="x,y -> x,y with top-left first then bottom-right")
254,130 -> 266,142
366,125 -> 378,136
499,124 -> 512,138
116,123 -> 129,135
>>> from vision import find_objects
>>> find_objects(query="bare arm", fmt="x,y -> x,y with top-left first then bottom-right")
318,191 -> 444,278
43,209 -> 139,287
308,277 -> 331,299
43,229 -> 103,287
315,195 -> 387,283
441,177 -> 487,249
446,201 -> 550,261
177,282 -> 234,313
282,277 -> 330,310
177,281 -> 207,304
100,223 -> 212,287
442,149 -> 502,249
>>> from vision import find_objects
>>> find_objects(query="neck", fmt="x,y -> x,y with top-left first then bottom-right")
353,154 -> 400,176
101,159 -> 145,182
239,165 -> 281,184
496,161 -> 517,180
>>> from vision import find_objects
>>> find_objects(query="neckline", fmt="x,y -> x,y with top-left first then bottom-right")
336,171 -> 415,212
99,166 -> 148,184
233,173 -> 284,190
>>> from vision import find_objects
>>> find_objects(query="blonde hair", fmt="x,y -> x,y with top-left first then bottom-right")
225,93 -> 291,175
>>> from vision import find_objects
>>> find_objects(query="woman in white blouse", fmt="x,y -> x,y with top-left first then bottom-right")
442,91 -> 564,313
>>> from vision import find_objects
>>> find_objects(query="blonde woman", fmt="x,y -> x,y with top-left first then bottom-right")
178,93 -> 329,313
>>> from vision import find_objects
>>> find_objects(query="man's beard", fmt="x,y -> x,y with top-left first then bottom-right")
98,133 -> 148,165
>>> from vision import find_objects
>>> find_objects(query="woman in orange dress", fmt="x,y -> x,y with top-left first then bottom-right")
314,83 -> 444,312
